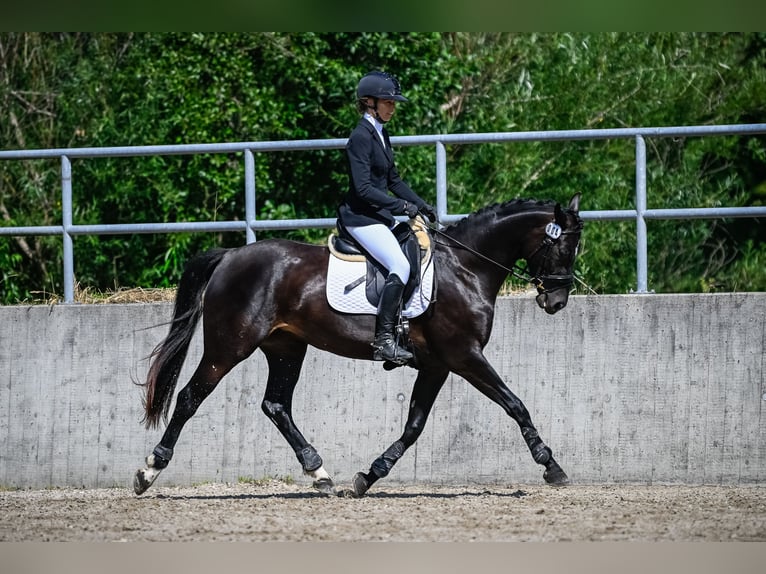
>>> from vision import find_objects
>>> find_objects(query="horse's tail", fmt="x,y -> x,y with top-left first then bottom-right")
140,248 -> 228,429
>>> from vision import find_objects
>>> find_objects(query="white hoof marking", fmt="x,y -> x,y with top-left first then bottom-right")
305,465 -> 331,481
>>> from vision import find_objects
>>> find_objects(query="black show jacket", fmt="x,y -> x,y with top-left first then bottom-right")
338,117 -> 425,228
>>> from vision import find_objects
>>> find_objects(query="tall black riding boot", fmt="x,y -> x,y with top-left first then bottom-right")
373,274 -> 413,364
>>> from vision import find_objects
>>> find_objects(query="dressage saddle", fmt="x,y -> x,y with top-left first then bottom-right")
331,219 -> 428,309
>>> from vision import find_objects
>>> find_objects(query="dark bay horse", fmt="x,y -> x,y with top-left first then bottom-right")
134,194 -> 583,496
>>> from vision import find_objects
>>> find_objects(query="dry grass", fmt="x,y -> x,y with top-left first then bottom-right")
25,280 -> 534,305
29,285 -> 177,305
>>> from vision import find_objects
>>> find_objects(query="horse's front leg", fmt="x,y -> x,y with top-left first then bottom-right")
455,351 -> 569,486
350,367 -> 449,497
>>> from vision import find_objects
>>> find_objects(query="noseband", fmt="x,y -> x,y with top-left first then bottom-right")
518,221 -> 583,294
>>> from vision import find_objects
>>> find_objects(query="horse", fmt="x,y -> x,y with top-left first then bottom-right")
134,193 -> 583,497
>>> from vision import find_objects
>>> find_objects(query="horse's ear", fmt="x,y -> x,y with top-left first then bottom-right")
568,193 -> 581,214
555,193 -> 581,224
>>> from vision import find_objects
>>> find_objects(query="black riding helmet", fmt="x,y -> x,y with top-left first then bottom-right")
356,71 -> 408,102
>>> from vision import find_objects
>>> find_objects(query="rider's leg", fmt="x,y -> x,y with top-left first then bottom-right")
345,224 -> 413,363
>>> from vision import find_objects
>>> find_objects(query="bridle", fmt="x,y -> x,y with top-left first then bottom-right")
520,220 -> 583,294
429,217 -> 583,294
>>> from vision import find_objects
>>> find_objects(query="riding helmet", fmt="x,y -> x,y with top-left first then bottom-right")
356,71 -> 408,102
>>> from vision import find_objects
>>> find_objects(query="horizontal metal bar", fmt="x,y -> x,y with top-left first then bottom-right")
439,211 -> 641,224
580,210 -> 638,222
0,225 -> 64,236
4,205 -> 764,238
445,206 -> 766,224
67,221 -> 248,235
644,207 -> 766,220
247,217 -> 337,231
1,124 -> 764,160
2,219 -> 338,237
0,139 -> 349,161
394,123 -> 766,147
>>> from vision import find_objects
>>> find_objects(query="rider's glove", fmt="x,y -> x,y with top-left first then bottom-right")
418,203 -> 437,223
401,201 -> 419,219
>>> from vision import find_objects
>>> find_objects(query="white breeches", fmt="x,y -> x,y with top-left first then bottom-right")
345,223 -> 411,284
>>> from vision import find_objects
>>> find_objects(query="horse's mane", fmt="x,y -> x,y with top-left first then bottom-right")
443,198 -> 557,235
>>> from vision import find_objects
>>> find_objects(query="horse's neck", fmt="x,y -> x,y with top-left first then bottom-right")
454,207 -> 549,266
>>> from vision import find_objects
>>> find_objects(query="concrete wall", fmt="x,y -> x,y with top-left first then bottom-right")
1,293 -> 764,489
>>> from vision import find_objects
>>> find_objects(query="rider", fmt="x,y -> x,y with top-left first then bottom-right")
337,70 -> 436,365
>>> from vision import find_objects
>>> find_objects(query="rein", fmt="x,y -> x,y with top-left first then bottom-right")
426,219 -> 582,293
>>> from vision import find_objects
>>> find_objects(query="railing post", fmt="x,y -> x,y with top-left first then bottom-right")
634,135 -> 650,293
61,155 -> 75,303
435,141 -> 447,223
244,149 -> 256,244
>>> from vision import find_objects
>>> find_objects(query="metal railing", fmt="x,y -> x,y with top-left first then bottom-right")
2,123 -> 765,301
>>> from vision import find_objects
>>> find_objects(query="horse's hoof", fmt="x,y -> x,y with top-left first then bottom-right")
313,477 -> 337,496
543,465 -> 570,486
133,470 -> 151,495
350,472 -> 370,498
133,467 -> 161,495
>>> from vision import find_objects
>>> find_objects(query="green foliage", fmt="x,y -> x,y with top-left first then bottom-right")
1,32 -> 765,302
433,33 -> 766,294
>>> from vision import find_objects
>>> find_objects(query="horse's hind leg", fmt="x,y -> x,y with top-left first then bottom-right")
260,335 -> 335,495
349,366 -> 450,497
134,354 -> 233,495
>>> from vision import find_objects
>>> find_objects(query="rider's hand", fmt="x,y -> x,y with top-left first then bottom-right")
401,201 -> 419,219
418,203 -> 437,223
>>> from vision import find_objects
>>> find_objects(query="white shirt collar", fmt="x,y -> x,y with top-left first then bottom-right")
364,113 -> 386,146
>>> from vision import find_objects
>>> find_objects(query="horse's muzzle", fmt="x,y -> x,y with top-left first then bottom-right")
536,290 -> 568,315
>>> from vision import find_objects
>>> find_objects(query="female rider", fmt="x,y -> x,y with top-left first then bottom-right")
337,70 -> 436,365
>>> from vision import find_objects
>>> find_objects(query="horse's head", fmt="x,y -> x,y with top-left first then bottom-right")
526,193 -> 583,315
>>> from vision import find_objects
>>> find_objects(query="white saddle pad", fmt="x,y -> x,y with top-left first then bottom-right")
326,256 -> 435,318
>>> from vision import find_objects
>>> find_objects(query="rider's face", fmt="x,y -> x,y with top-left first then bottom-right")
369,98 -> 396,122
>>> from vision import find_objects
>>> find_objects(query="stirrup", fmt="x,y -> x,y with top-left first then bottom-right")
373,338 -> 413,364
